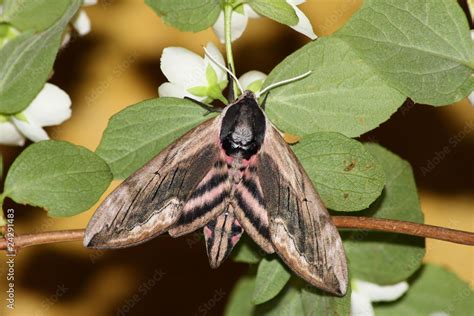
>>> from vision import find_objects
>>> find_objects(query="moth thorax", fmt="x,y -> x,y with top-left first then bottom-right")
231,125 -> 253,149
220,93 -> 266,160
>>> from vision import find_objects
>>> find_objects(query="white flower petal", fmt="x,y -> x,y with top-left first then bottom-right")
158,82 -> 206,102
61,32 -> 72,47
83,0 -> 97,6
0,122 -> 25,146
161,47 -> 208,89
24,83 -> 72,127
468,91 -> 474,106
73,10 -> 91,35
212,10 -> 249,43
243,4 -> 261,18
354,280 -> 409,303
290,4 -> 317,40
204,42 -> 227,82
351,291 -> 374,316
471,29 -> 474,40
212,11 -> 227,43
12,118 -> 49,143
239,70 -> 267,90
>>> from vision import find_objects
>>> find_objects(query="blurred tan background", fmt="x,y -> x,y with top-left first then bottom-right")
0,0 -> 473,315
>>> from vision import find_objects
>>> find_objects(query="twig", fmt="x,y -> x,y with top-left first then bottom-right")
332,216 -> 474,245
0,217 -> 473,251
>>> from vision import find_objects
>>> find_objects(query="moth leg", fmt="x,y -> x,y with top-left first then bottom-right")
184,97 -> 222,115
227,63 -> 235,102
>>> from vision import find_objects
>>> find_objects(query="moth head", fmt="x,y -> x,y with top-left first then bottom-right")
219,91 -> 266,159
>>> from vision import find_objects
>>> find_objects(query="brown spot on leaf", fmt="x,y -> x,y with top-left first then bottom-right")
343,193 -> 349,199
344,160 -> 356,171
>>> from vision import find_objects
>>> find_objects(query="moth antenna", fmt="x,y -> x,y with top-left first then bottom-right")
256,71 -> 312,98
184,97 -> 222,114
203,46 -> 244,95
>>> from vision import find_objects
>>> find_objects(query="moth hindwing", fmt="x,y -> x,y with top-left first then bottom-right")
84,91 -> 348,296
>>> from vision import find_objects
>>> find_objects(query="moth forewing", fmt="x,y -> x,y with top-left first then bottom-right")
257,120 -> 348,296
83,118 -> 222,248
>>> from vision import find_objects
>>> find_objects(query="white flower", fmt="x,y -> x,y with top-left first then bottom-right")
62,0 -> 97,46
0,84 -> 72,146
212,0 -> 317,43
159,42 -> 228,103
239,70 -> 267,93
73,0 -> 97,35
351,279 -> 409,316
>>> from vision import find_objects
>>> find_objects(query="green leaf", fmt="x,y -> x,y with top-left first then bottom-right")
3,0 -> 73,32
375,265 -> 474,315
3,140 -> 112,217
343,144 -> 425,284
0,0 -> 81,114
335,0 -> 473,105
145,0 -> 221,32
293,132 -> 385,211
301,284 -> 351,315
225,278 -> 305,316
232,237 -> 262,264
225,275 -> 256,316
253,257 -> 291,304
247,0 -> 298,26
96,97 -> 211,179
264,36 -> 406,137
256,285 -> 304,316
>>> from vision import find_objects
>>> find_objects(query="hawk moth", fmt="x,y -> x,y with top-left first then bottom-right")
84,90 -> 348,296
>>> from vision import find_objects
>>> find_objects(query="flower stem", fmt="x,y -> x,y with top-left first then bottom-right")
224,2 -> 238,97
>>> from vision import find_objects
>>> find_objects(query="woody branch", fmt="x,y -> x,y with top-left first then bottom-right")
0,216 -> 473,252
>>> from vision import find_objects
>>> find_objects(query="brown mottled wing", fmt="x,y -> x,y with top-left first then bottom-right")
84,118 -> 221,249
168,159 -> 230,237
257,123 -> 348,296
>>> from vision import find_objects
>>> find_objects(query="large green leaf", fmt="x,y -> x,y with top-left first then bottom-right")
343,144 -> 425,284
3,0 -> 73,32
293,132 -> 385,211
145,0 -> 221,32
0,0 -> 81,114
3,140 -> 112,217
376,265 -> 474,315
264,36 -> 406,138
301,284 -> 351,315
96,97 -> 211,179
253,257 -> 291,304
255,285 -> 304,316
247,0 -> 298,26
225,275 -> 256,316
336,0 -> 473,105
